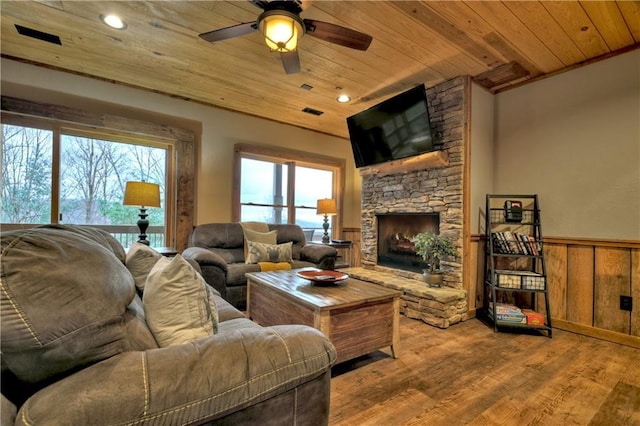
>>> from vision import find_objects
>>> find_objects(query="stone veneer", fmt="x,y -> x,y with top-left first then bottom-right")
360,76 -> 467,290
344,267 -> 468,329
354,76 -> 469,328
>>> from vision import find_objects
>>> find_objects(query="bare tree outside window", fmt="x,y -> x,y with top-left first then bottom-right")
1,125 -> 52,224
2,123 -> 168,246
60,134 -> 166,226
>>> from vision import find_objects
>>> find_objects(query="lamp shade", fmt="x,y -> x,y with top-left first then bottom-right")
259,10 -> 303,52
317,198 -> 337,215
123,181 -> 161,208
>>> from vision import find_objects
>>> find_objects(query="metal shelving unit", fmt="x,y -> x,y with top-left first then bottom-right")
484,194 -> 552,337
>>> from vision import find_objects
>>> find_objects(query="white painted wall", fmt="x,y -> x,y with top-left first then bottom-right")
470,83 -> 495,235
493,50 -> 640,240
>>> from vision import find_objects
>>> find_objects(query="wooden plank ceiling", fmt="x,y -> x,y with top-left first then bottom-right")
1,1 -> 638,139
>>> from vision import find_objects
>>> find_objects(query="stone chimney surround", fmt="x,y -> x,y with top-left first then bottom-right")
351,76 -> 469,329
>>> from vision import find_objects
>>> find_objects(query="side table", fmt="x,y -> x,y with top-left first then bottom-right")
154,247 -> 178,257
310,240 -> 353,269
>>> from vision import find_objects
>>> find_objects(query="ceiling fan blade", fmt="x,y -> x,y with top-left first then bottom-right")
303,19 -> 372,51
199,22 -> 258,43
280,51 -> 301,74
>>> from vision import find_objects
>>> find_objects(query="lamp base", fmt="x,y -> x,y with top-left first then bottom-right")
322,214 -> 330,244
137,208 -> 150,246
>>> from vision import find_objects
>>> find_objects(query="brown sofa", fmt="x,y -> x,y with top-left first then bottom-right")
182,223 -> 337,309
0,225 -> 337,425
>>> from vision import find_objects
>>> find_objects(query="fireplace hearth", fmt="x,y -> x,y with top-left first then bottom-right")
377,213 -> 439,272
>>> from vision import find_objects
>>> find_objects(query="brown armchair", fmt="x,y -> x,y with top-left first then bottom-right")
182,223 -> 337,310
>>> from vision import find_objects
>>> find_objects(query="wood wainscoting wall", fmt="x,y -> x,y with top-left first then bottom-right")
343,228 -> 362,267
469,235 -> 640,348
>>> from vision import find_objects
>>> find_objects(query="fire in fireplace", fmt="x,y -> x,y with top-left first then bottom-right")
377,213 -> 439,272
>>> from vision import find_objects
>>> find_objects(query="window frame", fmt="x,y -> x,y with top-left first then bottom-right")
1,96 -> 196,250
233,143 -> 346,239
1,113 -> 176,246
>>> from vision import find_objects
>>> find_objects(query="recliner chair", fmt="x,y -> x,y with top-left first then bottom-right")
182,223 -> 337,309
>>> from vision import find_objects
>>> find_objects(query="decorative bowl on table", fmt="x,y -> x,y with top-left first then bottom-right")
296,269 -> 348,285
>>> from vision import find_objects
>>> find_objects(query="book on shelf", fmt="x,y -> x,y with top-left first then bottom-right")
491,231 -> 540,255
487,303 -> 527,324
522,309 -> 545,326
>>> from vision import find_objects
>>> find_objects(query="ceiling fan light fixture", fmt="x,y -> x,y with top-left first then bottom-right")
259,10 -> 303,52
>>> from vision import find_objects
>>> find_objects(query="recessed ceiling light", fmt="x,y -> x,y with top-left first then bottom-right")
100,14 -> 127,30
336,94 -> 351,103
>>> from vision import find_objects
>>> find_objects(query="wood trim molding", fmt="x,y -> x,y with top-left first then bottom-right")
552,319 -> 640,349
471,233 -> 640,248
545,236 -> 640,249
462,76 -> 472,307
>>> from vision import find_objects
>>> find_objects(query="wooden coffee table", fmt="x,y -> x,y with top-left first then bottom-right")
246,269 -> 401,364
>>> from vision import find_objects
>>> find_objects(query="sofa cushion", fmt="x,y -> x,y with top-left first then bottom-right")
125,242 -> 162,292
189,223 -> 244,250
143,255 -> 219,347
14,324 -> 336,425
227,262 -> 261,285
217,317 -> 262,334
0,226 -> 157,384
213,295 -> 246,323
246,241 -> 293,264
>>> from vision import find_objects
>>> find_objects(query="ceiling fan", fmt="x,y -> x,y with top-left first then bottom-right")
199,0 -> 373,74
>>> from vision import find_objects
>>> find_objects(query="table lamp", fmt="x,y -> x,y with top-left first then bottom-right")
316,198 -> 337,243
123,181 -> 161,246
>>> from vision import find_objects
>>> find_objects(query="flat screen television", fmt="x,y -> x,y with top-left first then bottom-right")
347,84 -> 435,168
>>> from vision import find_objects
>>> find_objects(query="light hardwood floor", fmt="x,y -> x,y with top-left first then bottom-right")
329,317 -> 640,426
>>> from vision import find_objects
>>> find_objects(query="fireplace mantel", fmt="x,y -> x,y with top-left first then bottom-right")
358,150 -> 449,178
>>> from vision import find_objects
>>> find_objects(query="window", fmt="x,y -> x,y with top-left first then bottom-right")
234,144 -> 345,241
240,158 -> 289,223
1,124 -> 53,224
1,119 -> 172,247
294,165 -> 334,236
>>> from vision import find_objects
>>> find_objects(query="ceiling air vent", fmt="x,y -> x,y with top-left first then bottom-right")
302,107 -> 324,116
15,24 -> 62,45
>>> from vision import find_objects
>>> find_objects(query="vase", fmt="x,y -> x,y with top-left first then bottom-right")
423,270 -> 443,287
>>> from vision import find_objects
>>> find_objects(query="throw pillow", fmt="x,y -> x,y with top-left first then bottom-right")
143,254 -> 218,347
258,262 -> 292,271
246,241 -> 293,264
125,243 -> 162,292
243,228 -> 278,263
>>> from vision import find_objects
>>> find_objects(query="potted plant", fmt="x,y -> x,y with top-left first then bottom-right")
412,232 -> 458,287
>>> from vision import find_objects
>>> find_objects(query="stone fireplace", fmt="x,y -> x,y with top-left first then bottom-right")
347,76 -> 468,328
377,213 -> 439,273
359,76 -> 466,290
